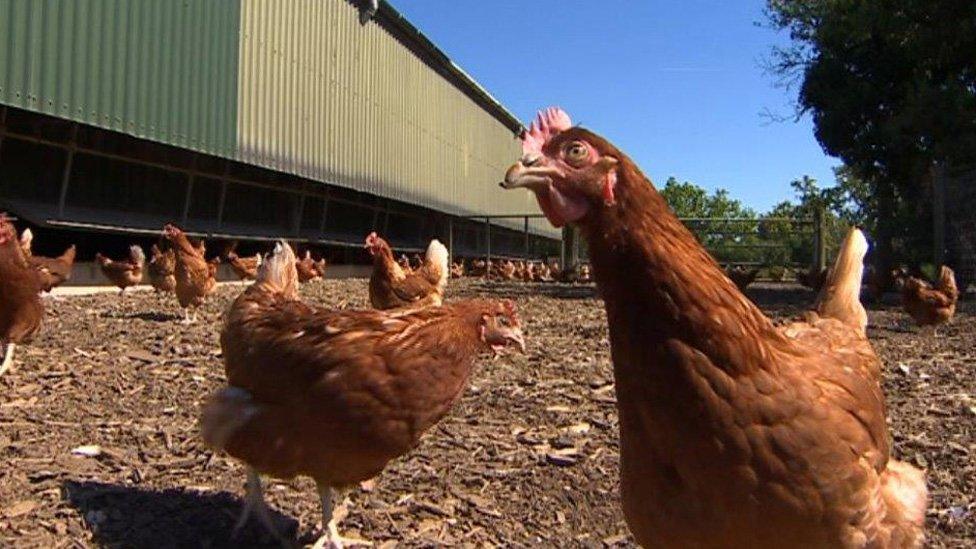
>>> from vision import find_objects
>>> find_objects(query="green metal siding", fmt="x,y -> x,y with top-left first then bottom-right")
0,0 -> 551,236
0,0 -> 239,157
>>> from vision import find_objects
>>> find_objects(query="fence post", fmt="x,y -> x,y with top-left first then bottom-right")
932,162 -> 946,266
814,205 -> 827,272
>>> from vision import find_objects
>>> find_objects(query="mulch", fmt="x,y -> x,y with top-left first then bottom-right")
0,280 -> 972,548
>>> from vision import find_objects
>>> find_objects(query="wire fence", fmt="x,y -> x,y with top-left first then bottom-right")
452,211 -> 830,277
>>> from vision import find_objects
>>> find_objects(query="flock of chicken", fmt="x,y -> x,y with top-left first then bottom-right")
0,105 -> 965,547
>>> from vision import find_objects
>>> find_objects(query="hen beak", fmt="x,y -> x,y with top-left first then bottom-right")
500,156 -> 561,191
504,328 -> 527,354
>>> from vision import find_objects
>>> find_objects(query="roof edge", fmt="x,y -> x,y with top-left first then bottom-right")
374,0 -> 524,135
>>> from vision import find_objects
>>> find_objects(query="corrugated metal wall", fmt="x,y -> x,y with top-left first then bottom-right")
236,0 -> 540,227
0,0 -> 551,236
0,0 -> 240,157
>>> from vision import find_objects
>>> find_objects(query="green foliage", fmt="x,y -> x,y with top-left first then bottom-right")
660,175 -> 848,268
765,0 -> 976,266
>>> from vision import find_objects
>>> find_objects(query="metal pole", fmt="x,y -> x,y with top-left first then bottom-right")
448,217 -> 454,262
294,193 -> 306,236
56,124 -> 79,218
485,216 -> 491,265
523,216 -> 530,258
181,176 -> 194,224
560,226 -> 568,268
319,196 -> 329,235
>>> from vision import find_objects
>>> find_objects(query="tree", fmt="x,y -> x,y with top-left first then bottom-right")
765,0 -> 976,270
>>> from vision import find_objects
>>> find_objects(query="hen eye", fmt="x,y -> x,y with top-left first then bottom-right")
564,141 -> 589,164
498,316 -> 511,327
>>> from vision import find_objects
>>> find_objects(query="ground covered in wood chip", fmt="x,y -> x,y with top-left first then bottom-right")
1,280 -> 973,548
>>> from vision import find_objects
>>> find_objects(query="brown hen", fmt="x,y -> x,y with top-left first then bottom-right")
226,251 -> 262,283
365,232 -> 448,310
162,224 -> 216,322
899,266 -> 957,333
96,245 -> 145,303
200,241 -> 525,546
500,107 -> 926,548
0,215 -> 44,376
147,244 -> 177,293
27,244 -> 76,292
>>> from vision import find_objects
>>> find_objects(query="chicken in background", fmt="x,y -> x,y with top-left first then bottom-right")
522,261 -> 536,282
27,244 -> 76,293
163,224 -> 216,322
95,245 -> 145,303
469,258 -> 488,277
397,254 -> 412,275
147,243 -> 177,294
200,241 -> 525,547
450,260 -> 465,279
409,253 -> 423,271
19,228 -> 33,257
537,262 -> 553,282
797,265 -> 828,292
897,266 -> 958,333
500,107 -> 926,547
499,260 -> 517,280
296,250 -> 326,283
365,233 -> 448,310
226,250 -> 262,284
725,265 -> 760,291
0,215 -> 44,377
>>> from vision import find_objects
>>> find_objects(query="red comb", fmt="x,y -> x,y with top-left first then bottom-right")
522,107 -> 572,155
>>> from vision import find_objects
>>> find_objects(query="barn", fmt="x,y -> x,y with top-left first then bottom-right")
0,0 -> 557,271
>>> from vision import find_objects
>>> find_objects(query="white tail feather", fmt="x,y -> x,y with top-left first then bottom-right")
425,238 -> 449,292
129,245 -> 146,266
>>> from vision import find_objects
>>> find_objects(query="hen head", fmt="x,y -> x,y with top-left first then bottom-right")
162,223 -> 183,242
501,107 -> 621,228
477,299 -> 526,354
364,232 -> 392,258
0,214 -> 16,246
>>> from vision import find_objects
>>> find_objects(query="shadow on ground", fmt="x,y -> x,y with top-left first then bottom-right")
62,480 -> 299,548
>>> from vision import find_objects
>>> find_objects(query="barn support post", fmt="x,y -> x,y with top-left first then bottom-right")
56,124 -> 79,218
319,196 -> 330,237
485,216 -> 491,265
448,217 -> 454,262
293,192 -> 306,236
523,216 -> 530,258
181,177 -> 194,224
814,205 -> 826,272
932,162 -> 946,266
561,226 -> 579,269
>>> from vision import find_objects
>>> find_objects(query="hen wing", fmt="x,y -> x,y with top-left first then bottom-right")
391,273 -> 438,304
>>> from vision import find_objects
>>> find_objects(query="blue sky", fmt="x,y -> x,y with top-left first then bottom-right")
393,0 -> 840,212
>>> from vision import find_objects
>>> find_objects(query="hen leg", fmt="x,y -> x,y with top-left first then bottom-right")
233,468 -> 290,545
311,484 -> 371,549
0,343 -> 15,377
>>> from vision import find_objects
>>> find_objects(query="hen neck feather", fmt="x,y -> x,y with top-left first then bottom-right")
581,157 -> 777,376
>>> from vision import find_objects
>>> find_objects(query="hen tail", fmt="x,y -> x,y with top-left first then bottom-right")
200,387 -> 260,451
129,245 -> 146,267
937,265 -> 958,301
59,244 -> 77,265
814,228 -> 869,336
255,240 -> 298,299
19,228 -> 33,254
880,460 -> 927,547
424,238 -> 450,292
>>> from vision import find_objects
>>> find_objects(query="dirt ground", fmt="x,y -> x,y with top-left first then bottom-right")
1,279 -> 973,548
